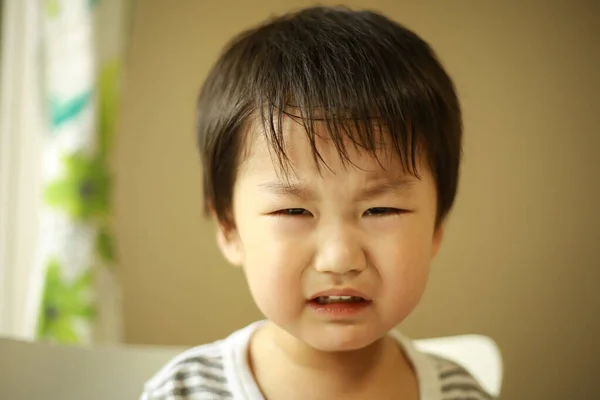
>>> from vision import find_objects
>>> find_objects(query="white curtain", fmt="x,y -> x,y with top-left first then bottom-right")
0,0 -> 44,341
0,0 -> 130,344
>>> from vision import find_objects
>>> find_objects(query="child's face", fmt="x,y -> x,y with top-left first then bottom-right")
217,120 -> 444,352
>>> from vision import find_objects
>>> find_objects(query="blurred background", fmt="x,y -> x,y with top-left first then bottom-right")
0,1 -> 598,399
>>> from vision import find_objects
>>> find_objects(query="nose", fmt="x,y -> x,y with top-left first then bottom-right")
313,224 -> 367,275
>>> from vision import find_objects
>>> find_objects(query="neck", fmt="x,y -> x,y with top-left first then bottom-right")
250,322 -> 407,389
278,326 -> 391,378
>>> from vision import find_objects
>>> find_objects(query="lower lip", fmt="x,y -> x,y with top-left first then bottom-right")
307,300 -> 372,317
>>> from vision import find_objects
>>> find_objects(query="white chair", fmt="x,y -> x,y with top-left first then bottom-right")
0,337 -> 184,400
414,334 -> 503,398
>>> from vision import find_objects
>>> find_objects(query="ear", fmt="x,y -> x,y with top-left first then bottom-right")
431,220 -> 445,258
216,221 -> 244,267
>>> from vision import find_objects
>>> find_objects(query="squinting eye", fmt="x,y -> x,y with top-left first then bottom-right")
364,207 -> 403,216
274,208 -> 312,217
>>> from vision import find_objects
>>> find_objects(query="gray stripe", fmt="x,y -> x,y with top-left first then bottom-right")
170,384 -> 233,398
441,383 -> 493,400
181,356 -> 224,370
443,397 -> 490,400
439,367 -> 472,380
174,369 -> 227,384
153,357 -> 225,388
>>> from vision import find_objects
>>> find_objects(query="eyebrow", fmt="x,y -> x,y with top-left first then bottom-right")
258,181 -> 316,200
258,177 -> 416,201
358,177 -> 417,201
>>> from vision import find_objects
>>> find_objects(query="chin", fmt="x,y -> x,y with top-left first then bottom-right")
301,323 -> 384,353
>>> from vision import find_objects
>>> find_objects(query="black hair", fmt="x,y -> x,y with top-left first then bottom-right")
197,6 -> 462,226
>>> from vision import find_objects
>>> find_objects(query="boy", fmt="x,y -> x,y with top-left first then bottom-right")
142,6 -> 492,400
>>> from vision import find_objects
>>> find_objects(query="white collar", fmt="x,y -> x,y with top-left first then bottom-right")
223,320 -> 442,400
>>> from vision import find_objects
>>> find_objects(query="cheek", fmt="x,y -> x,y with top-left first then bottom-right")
387,254 -> 430,315
238,221 -> 308,319
371,222 -> 434,314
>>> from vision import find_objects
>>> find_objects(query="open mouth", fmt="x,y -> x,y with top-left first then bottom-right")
311,295 -> 367,305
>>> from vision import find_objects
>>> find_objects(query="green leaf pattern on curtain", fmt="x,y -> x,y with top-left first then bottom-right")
37,260 -> 95,343
37,0 -> 124,344
43,153 -> 111,221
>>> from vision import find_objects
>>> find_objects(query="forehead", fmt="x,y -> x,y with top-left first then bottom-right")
239,117 -> 425,181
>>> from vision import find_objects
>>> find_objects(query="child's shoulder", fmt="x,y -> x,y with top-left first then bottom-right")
425,353 -> 494,400
141,339 -> 232,400
393,329 -> 494,400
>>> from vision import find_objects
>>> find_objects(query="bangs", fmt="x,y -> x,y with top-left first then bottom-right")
247,8 -> 454,179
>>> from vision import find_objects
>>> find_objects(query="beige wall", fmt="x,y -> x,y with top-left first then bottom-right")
115,1 -> 600,398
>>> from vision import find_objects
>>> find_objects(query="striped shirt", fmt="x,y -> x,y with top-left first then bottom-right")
141,321 -> 493,400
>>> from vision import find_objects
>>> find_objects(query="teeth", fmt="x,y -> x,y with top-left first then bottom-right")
315,296 -> 364,304
330,296 -> 352,300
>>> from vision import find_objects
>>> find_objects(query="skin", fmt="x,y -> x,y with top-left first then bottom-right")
216,119 -> 445,399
